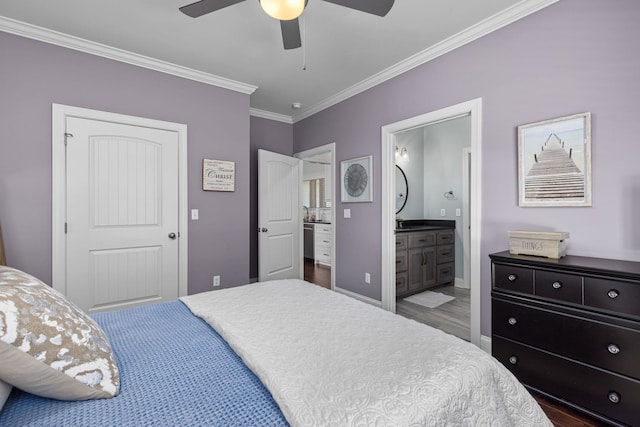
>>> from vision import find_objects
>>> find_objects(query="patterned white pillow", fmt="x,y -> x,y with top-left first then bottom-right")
0,266 -> 119,400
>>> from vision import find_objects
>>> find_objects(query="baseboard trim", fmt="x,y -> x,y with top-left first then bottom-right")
334,286 -> 382,308
480,335 -> 492,354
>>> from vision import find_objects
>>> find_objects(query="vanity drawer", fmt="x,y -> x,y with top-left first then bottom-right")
493,336 -> 640,427
436,262 -> 454,284
492,298 -> 640,379
534,270 -> 582,304
408,232 -> 435,248
493,264 -> 533,295
396,251 -> 407,272
436,245 -> 454,264
396,272 -> 408,295
584,277 -> 640,319
436,230 -> 454,245
396,235 -> 408,251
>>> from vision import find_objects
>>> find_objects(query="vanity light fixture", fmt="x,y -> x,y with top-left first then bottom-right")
395,146 -> 409,159
260,0 -> 305,20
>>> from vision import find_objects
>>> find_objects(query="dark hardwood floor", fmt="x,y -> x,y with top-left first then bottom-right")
532,393 -> 609,427
304,257 -> 331,289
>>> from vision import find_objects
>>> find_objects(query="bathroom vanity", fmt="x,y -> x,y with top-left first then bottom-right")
395,220 -> 455,297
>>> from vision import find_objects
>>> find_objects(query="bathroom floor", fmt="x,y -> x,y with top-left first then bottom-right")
304,258 -> 331,289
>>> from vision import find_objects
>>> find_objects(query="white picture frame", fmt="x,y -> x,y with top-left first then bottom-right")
341,155 -> 372,203
517,112 -> 591,207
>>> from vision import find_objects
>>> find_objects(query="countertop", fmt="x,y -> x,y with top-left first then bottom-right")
395,219 -> 455,233
304,221 -> 332,225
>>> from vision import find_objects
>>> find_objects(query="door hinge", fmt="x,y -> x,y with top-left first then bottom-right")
64,133 -> 73,146
64,222 -> 68,234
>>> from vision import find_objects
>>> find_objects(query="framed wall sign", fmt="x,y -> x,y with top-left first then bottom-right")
341,155 -> 372,203
202,158 -> 235,192
518,112 -> 591,207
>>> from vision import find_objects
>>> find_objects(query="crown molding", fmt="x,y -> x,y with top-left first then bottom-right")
0,16 -> 257,95
250,108 -> 293,124
292,0 -> 558,123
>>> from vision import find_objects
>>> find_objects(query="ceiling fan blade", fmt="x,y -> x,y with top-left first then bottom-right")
179,0 -> 245,18
280,19 -> 302,50
321,0 -> 394,17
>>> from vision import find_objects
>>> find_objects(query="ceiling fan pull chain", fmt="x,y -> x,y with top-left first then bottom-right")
302,14 -> 307,70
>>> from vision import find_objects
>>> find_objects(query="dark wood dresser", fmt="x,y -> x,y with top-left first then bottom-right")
490,251 -> 640,426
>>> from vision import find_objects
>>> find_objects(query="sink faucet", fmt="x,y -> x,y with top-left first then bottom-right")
303,205 -> 309,222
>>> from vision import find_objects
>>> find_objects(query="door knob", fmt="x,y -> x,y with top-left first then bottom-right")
261,227 -> 268,232
168,232 -> 177,240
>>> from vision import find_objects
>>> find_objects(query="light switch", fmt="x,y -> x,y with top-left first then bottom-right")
344,208 -> 351,218
440,209 -> 446,217
191,209 -> 199,220
456,208 -> 461,217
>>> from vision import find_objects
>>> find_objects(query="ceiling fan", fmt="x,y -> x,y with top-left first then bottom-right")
179,0 -> 395,50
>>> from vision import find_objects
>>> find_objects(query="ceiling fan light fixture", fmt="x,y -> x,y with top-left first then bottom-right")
260,0 -> 305,21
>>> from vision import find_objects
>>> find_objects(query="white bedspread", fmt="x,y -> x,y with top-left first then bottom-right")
181,279 -> 551,426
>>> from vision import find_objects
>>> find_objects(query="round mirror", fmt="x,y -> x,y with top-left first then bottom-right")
396,165 -> 408,214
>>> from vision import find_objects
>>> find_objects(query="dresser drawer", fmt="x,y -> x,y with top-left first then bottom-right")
492,298 -> 640,379
396,235 -> 408,251
436,245 -> 454,264
396,272 -> 408,296
493,336 -> 640,427
396,251 -> 407,272
408,232 -> 435,248
585,277 -> 640,319
534,270 -> 582,304
493,264 -> 533,294
436,230 -> 454,245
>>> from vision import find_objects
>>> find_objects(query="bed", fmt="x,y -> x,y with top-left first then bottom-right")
0,267 -> 551,426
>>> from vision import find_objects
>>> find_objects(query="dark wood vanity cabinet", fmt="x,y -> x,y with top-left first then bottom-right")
396,228 -> 454,297
490,251 -> 640,426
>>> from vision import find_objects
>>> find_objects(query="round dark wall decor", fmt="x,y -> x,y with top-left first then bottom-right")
344,163 -> 368,197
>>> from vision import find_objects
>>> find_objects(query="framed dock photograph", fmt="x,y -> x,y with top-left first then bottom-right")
517,112 -> 591,207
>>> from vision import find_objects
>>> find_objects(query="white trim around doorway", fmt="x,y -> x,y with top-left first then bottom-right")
51,104 -> 189,298
381,98 -> 482,348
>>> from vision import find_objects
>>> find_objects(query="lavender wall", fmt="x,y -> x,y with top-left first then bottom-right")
293,0 -> 640,335
249,116 -> 294,280
0,32 -> 251,294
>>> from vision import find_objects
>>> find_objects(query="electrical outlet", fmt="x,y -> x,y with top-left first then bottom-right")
191,209 -> 199,220
344,208 -> 351,218
456,208 -> 461,217
213,275 -> 220,287
440,209 -> 446,217
365,273 -> 371,284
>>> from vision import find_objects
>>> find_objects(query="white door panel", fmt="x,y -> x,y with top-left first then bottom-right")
66,117 -> 179,312
258,149 -> 302,281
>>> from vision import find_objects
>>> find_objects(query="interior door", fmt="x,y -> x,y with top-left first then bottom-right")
258,149 -> 302,282
65,116 -> 180,313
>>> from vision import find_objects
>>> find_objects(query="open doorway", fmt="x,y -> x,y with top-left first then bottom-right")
393,116 -> 471,340
295,143 -> 336,290
381,99 -> 483,349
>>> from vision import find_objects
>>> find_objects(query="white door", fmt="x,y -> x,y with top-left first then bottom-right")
258,149 -> 302,281
65,116 -> 180,313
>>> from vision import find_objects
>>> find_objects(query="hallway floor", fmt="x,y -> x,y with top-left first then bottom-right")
304,258 -> 331,289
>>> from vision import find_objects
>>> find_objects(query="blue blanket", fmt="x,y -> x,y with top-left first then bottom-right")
0,301 -> 288,426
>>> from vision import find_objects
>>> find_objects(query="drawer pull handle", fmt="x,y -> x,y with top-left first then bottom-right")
508,274 -> 517,282
552,281 -> 562,289
396,281 -> 402,286
441,269 -> 451,275
509,356 -> 518,365
396,241 -> 402,246
508,317 -> 517,326
441,251 -> 450,256
608,392 -> 620,404
607,289 -> 619,299
608,344 -> 620,355
396,260 -> 402,264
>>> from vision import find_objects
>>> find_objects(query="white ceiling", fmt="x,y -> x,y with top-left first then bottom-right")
0,0 -> 554,122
